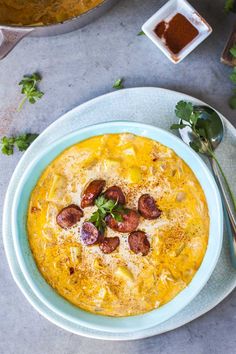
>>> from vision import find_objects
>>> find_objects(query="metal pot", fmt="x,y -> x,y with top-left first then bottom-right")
0,0 -> 118,60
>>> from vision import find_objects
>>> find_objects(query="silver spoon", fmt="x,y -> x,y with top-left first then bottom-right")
178,105 -> 236,268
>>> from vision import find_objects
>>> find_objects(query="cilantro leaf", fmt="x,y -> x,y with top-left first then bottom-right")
137,30 -> 145,36
224,0 -> 235,12
230,67 -> 236,84
89,195 -> 126,232
175,101 -> 194,122
0,133 -> 38,155
18,73 -> 44,111
113,78 -> 124,90
15,133 -> 38,151
230,45 -> 236,58
1,136 -> 15,155
229,95 -> 236,109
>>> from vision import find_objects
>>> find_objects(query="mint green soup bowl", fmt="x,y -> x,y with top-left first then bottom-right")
11,121 -> 223,333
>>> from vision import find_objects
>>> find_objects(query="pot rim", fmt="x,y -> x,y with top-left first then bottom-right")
0,0 -> 112,29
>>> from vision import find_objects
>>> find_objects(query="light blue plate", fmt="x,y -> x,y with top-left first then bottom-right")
3,88 -> 236,339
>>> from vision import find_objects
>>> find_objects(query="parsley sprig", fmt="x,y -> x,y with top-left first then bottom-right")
113,78 -> 124,90
171,100 -> 236,211
1,133 -> 38,155
229,45 -> 236,109
89,195 -> 126,232
171,101 -> 204,152
18,73 -> 44,111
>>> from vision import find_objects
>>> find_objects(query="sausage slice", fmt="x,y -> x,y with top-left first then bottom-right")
81,180 -> 106,208
81,222 -> 103,245
138,194 -> 161,219
99,237 -> 120,254
106,209 -> 139,233
56,204 -> 83,229
103,186 -> 126,205
128,230 -> 150,256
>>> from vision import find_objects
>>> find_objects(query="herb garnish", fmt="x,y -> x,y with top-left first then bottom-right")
229,45 -> 236,109
18,73 -> 44,111
1,133 -> 38,155
171,100 -> 236,210
89,195 -> 126,232
137,30 -> 145,36
224,0 -> 235,13
113,78 -> 124,90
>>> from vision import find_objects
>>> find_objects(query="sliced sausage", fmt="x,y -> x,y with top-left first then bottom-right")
128,230 -> 150,256
99,237 -> 120,254
103,186 -> 126,205
138,194 -> 161,219
81,222 -> 103,245
81,180 -> 106,208
56,204 -> 83,229
106,209 -> 139,233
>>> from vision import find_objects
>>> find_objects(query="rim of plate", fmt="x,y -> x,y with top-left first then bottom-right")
11,120 -> 223,333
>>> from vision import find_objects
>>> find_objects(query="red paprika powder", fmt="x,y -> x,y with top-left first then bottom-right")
154,13 -> 199,55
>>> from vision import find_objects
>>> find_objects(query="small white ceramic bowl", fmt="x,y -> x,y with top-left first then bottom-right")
11,121 -> 223,334
142,0 -> 212,63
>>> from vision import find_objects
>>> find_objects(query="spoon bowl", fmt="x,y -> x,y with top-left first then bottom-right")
178,105 -> 224,151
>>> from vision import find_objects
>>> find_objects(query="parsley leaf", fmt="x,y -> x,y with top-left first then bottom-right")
229,95 -> 236,109
1,136 -> 15,155
173,101 -> 201,129
137,30 -> 145,36
230,67 -> 236,84
18,73 -> 44,111
230,45 -> 236,58
175,101 -> 194,122
0,133 -> 38,155
228,46 -> 236,109
89,195 -> 126,232
113,78 -> 124,90
15,133 -> 39,151
224,0 -> 235,12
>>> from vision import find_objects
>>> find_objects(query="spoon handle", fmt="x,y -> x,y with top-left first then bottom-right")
210,157 -> 236,267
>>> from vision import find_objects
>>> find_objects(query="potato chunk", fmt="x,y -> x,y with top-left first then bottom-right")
47,174 -> 67,202
115,266 -> 134,282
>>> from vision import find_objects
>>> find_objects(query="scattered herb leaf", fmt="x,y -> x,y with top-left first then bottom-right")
228,46 -> 236,109
229,94 -> 236,109
137,30 -> 145,36
230,67 -> 236,84
89,195 -> 126,232
230,44 -> 236,58
224,0 -> 235,12
18,73 -> 44,111
15,133 -> 39,151
1,137 -> 15,155
113,78 -> 124,90
0,133 -> 38,155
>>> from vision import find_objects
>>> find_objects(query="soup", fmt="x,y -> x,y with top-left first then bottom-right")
27,133 -> 209,317
0,0 -> 104,25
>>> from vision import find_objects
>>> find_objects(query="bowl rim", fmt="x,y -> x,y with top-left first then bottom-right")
11,120 -> 223,333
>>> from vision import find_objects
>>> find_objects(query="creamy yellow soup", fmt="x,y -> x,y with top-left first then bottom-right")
27,133 -> 209,317
0,0 -> 104,25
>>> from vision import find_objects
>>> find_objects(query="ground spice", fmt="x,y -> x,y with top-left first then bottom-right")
154,13 -> 199,55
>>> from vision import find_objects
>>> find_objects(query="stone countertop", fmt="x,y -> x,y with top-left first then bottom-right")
0,0 -> 235,353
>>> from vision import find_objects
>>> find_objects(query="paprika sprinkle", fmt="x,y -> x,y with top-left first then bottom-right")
154,13 -> 199,55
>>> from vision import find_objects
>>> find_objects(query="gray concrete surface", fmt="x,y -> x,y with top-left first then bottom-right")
0,0 -> 236,353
